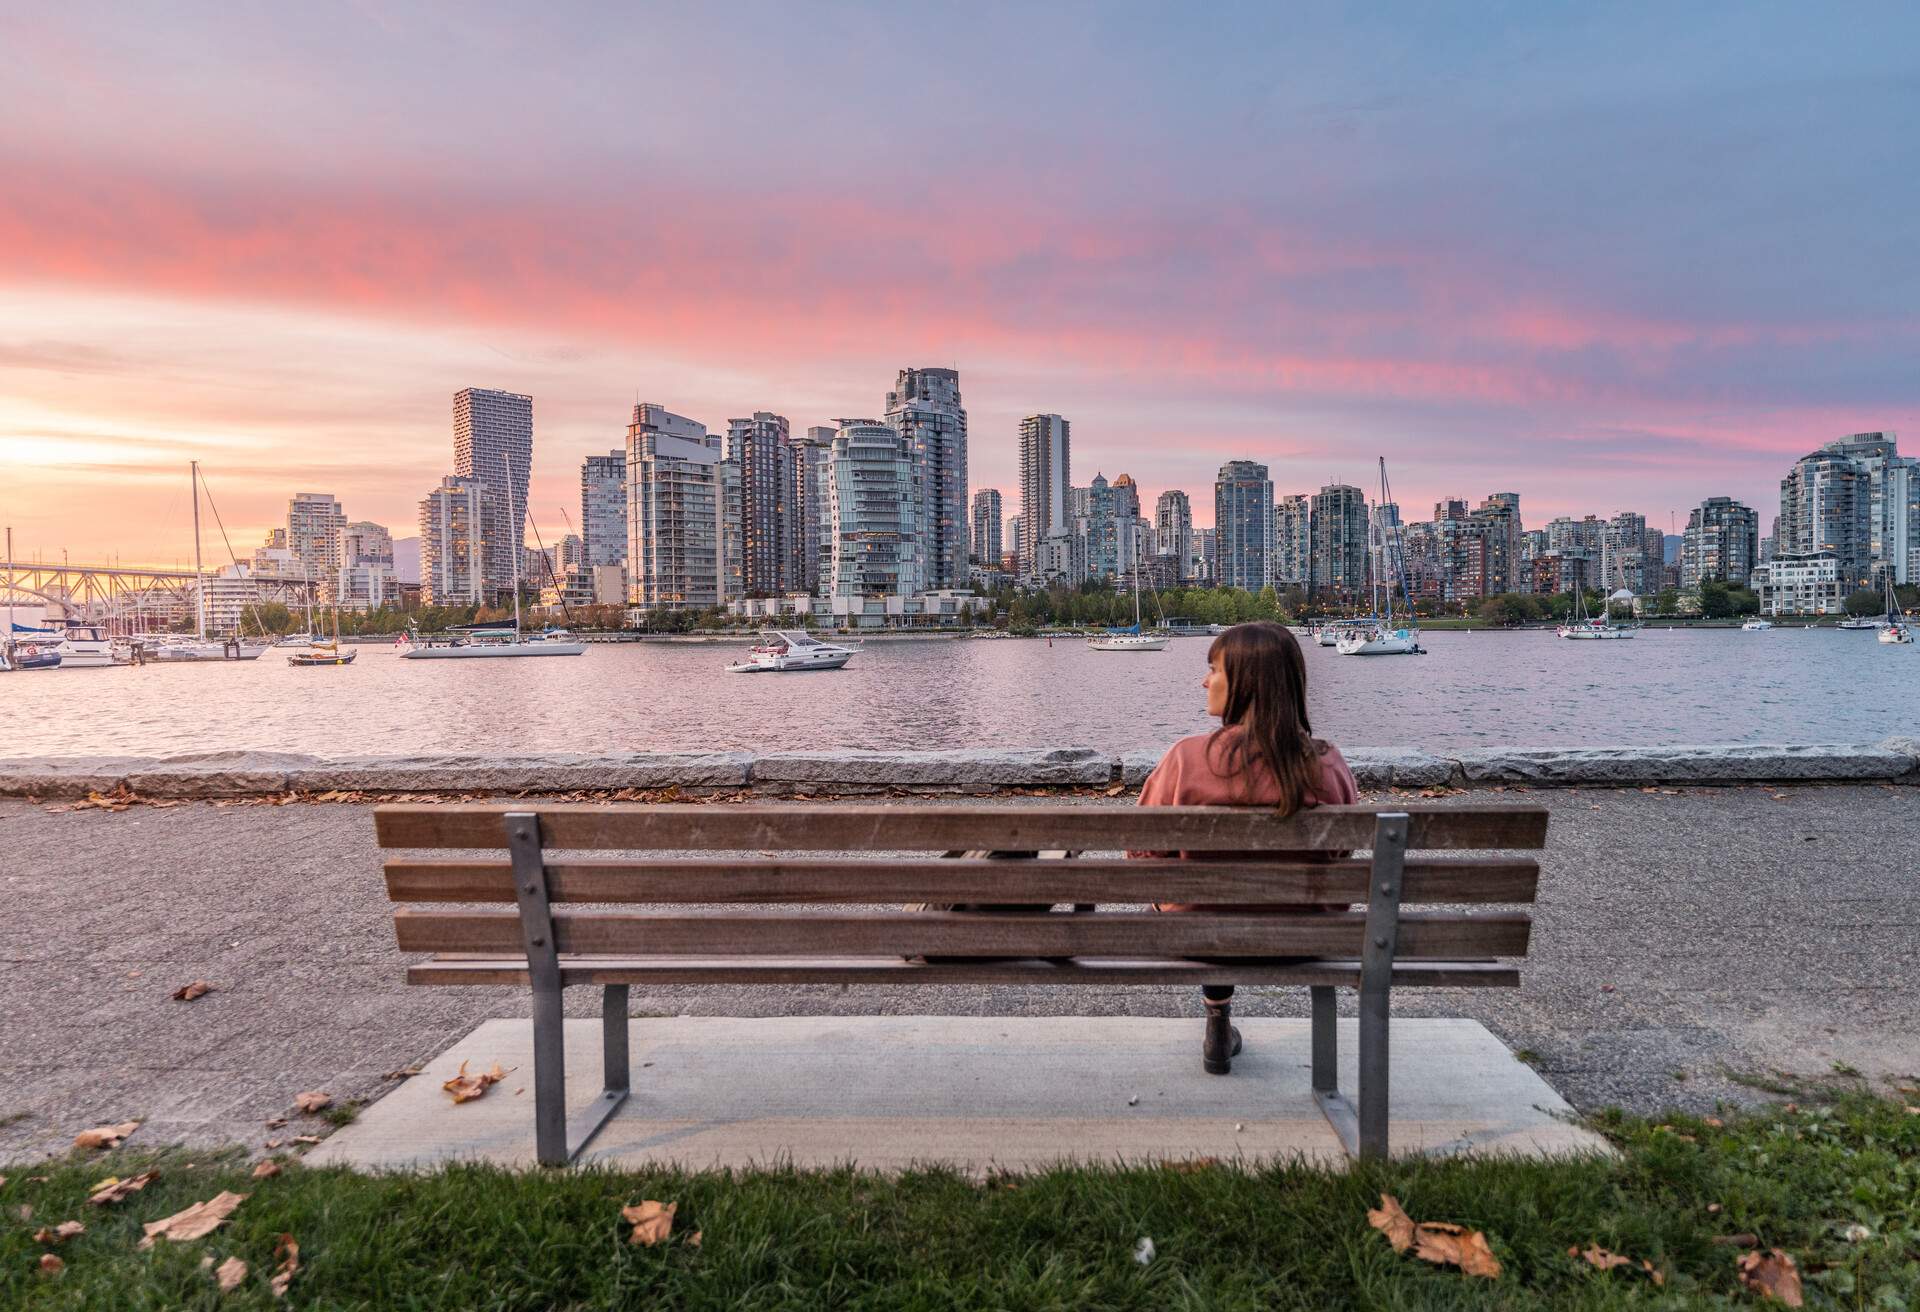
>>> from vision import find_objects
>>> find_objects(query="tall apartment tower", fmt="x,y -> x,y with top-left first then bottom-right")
419,476 -> 495,606
971,489 -> 1004,570
1472,493 -> 1522,595
1214,461 -> 1274,591
625,403 -> 726,609
1154,490 -> 1192,582
452,387 -> 533,599
1778,451 -> 1872,589
287,493 -> 347,593
1018,414 -> 1071,584
725,412 -> 793,597
1818,432 -> 1914,583
1367,501 -> 1402,596
1310,483 -> 1369,600
1110,474 -> 1144,576
1274,494 -> 1311,589
334,520 -> 397,610
829,421 -> 921,600
797,426 -> 838,595
1681,496 -> 1760,588
581,452 -> 627,569
885,367 -> 968,590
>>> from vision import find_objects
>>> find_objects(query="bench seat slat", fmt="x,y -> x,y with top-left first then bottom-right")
374,803 -> 1548,853
384,857 -> 1540,905
392,908 -> 1531,959
404,955 -> 1522,988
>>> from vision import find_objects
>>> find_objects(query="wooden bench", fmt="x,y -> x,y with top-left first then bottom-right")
376,802 -> 1548,1165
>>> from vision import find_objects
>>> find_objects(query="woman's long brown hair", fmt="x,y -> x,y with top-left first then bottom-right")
1205,621 -> 1326,814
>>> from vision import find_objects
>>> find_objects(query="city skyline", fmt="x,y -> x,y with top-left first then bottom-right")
3,4 -> 1917,562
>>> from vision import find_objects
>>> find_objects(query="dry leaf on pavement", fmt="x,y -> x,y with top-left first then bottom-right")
252,1160 -> 282,1179
292,1135 -> 321,1146
270,1234 -> 299,1297
89,1172 -> 158,1205
73,1121 -> 141,1150
38,1254 -> 63,1277
172,981 -> 212,1002
137,1191 -> 248,1250
687,1229 -> 702,1249
622,1200 -> 676,1246
1737,1249 -> 1804,1306
215,1256 -> 248,1292
293,1092 -> 332,1114
1367,1194 -> 1501,1278
33,1221 -> 85,1244
442,1061 -> 510,1104
382,1067 -> 423,1080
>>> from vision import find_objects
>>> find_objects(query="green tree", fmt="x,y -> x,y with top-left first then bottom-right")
1844,588 -> 1884,617
1698,579 -> 1733,619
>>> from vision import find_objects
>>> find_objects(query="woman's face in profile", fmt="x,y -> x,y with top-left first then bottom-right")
1204,649 -> 1229,719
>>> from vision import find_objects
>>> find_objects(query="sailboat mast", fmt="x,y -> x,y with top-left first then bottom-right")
504,448 -> 522,634
5,525 -> 13,642
191,460 -> 206,640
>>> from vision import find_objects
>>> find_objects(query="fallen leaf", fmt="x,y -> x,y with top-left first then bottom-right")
622,1200 -> 676,1246
0,1175 -> 6,1187
1713,1233 -> 1760,1248
38,1254 -> 63,1277
1704,1116 -> 1724,1128
1571,1245 -> 1664,1285
293,1092 -> 332,1114
1843,1224 -> 1872,1242
263,1140 -> 282,1150
1413,1222 -> 1503,1279
1103,783 -> 1126,797
442,1061 -> 510,1104
687,1229 -> 702,1249
138,1191 -> 248,1249
1737,1249 -> 1804,1306
1707,1203 -> 1723,1214
1367,1194 -> 1416,1253
264,1117 -> 288,1129
1133,1236 -> 1155,1265
73,1121 -> 140,1150
252,1160 -> 282,1179
33,1221 -> 85,1244
269,1234 -> 299,1297
172,981 -> 212,1002
381,1067 -> 423,1080
292,1135 -> 321,1146
90,1169 -> 158,1205
215,1256 -> 248,1292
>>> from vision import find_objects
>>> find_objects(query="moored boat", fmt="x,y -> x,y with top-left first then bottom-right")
1334,458 -> 1422,656
725,630 -> 855,672
1742,619 -> 1774,631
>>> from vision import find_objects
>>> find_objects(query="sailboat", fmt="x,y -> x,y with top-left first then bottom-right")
1557,587 -> 1635,640
1878,573 -> 1912,645
147,463 -> 267,661
1335,459 -> 1421,655
289,603 -> 357,665
400,449 -> 585,659
1088,559 -> 1169,651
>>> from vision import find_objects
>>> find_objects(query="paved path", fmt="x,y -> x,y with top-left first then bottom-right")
3,786 -> 1914,1161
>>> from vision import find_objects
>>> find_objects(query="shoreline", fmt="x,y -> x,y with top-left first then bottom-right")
3,738 -> 1915,798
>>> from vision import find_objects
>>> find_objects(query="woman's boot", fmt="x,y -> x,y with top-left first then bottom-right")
1202,997 -> 1243,1075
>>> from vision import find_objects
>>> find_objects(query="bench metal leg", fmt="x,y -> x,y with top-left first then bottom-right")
1311,813 -> 1407,1161
507,813 -> 629,1166
1309,986 -> 1337,1093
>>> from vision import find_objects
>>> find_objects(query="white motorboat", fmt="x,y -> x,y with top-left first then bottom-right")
1335,458 -> 1422,656
1742,619 -> 1774,631
725,630 -> 855,672
54,624 -> 119,667
1838,616 -> 1883,631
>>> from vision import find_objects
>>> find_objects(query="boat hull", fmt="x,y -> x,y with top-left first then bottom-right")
1558,626 -> 1635,640
1087,637 -> 1169,651
726,653 -> 853,672
1879,627 -> 1912,645
401,642 -> 586,659
1335,630 -> 1420,655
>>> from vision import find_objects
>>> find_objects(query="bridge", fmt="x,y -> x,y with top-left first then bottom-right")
1,560 -> 320,632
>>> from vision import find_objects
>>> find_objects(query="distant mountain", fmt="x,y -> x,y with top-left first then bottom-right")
1663,534 -> 1681,564
393,536 -> 421,585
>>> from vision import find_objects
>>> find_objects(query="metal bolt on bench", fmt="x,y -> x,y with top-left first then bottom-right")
377,801 -> 1546,1166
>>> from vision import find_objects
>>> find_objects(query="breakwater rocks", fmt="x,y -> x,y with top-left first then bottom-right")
2,740 -> 1917,800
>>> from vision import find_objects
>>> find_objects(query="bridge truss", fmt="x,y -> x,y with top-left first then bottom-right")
1,561 -> 319,633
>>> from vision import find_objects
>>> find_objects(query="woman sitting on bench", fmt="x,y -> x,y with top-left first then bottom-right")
1132,621 -> 1357,1075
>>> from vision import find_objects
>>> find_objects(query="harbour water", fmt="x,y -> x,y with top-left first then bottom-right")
1,628 -> 1914,759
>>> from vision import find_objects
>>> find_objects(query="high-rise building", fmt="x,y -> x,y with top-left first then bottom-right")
1007,514 -> 1025,576
885,368 -> 967,589
333,520 -> 396,610
1110,474 -> 1144,577
1215,462 -> 1273,591
1814,432 -> 1914,584
419,475 -> 496,607
1194,527 -> 1218,584
726,412 -> 793,597
971,489 -> 1004,570
1681,496 -> 1760,588
626,402 -> 726,610
1154,490 -> 1192,582
1471,494 -> 1522,596
1367,501 -> 1402,597
287,493 -> 347,593
1778,451 -> 1871,590
830,421 -> 921,600
581,451 -> 628,574
797,426 -> 838,595
452,387 -> 533,600
1018,414 -> 1071,584
1274,494 -> 1311,589
1072,474 -> 1119,580
1310,483 -> 1369,600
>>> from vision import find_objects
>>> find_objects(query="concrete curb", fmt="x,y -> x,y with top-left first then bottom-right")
2,739 -> 1916,799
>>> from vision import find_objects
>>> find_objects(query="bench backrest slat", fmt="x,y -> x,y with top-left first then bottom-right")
392,908 -> 1533,959
374,803 -> 1548,852
384,856 -> 1540,905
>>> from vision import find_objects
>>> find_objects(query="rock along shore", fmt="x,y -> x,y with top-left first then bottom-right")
1,738 -> 1916,799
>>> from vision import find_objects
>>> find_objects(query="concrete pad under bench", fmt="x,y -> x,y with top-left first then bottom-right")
309,1016 -> 1607,1172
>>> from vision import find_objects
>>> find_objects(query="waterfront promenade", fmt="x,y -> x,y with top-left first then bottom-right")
3,776 -> 1915,1163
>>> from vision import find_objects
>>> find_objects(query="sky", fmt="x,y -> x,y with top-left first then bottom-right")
2,1 -> 1917,565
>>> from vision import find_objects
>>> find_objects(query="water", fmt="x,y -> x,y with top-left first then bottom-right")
0,629 -> 1913,759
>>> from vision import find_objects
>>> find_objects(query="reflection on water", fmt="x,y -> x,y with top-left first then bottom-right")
0,628 -> 1914,758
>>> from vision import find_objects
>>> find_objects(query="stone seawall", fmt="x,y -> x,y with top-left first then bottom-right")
2,739 -> 1916,799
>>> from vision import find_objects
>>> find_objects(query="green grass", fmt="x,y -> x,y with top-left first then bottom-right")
4,1097 -> 1917,1309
